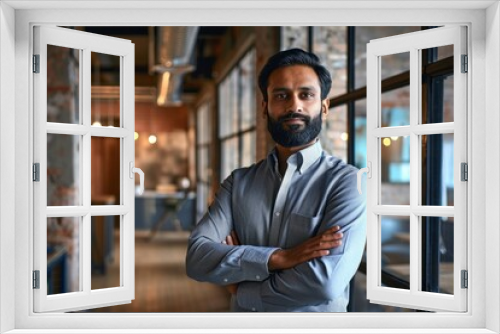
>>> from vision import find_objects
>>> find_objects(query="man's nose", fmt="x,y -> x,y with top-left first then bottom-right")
287,95 -> 303,113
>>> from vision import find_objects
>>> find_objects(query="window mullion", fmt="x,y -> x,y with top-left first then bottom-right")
82,47 -> 92,295
409,47 -> 420,294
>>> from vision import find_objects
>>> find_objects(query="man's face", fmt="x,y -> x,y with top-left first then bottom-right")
263,65 -> 329,148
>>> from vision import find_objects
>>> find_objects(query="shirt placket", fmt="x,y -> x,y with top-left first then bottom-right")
268,158 -> 297,246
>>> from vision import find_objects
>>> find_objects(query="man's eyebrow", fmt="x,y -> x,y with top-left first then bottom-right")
271,86 -> 318,92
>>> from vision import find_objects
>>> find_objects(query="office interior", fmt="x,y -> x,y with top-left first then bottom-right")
45,26 -> 454,312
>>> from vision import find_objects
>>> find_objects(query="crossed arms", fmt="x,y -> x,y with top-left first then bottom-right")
185,170 -> 366,311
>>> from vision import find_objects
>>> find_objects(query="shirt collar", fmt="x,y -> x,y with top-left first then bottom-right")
268,140 -> 323,175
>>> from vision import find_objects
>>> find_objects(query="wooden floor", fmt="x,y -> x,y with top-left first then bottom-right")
89,231 -> 231,312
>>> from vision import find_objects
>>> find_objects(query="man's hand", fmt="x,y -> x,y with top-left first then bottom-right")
268,225 -> 343,271
223,230 -> 240,295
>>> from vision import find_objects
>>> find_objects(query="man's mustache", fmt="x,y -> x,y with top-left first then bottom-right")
278,113 -> 310,123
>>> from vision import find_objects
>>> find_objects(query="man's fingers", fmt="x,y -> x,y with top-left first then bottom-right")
230,230 -> 241,245
226,235 -> 234,246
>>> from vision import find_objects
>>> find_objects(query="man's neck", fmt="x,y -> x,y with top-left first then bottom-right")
275,139 -> 317,176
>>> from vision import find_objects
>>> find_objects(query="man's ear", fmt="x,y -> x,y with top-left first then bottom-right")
262,100 -> 268,119
321,99 -> 330,120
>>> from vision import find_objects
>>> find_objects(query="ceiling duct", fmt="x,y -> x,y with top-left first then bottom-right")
149,26 -> 199,107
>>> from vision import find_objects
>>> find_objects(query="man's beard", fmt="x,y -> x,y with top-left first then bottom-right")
267,110 -> 322,148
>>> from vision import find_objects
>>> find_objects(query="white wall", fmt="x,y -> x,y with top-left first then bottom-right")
0,2 -> 16,333
485,2 -> 500,333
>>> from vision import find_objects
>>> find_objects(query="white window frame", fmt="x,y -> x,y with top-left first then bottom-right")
365,26 -> 467,312
33,25 -> 136,312
0,2 -> 498,333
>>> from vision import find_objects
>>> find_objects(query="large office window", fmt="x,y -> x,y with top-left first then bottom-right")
218,48 -> 257,181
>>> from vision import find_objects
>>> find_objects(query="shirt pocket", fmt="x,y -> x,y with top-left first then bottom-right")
285,212 -> 322,249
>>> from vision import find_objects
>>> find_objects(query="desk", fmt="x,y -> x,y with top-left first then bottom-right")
134,191 -> 195,232
384,262 -> 454,294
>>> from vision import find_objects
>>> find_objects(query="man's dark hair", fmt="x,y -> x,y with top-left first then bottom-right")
258,48 -> 332,102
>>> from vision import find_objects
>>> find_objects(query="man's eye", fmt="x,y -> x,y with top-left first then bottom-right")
275,94 -> 287,100
301,92 -> 314,99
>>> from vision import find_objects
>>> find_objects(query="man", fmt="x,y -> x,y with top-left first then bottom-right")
186,48 -> 366,312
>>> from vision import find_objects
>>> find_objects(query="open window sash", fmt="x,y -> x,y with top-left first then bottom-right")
365,26 -> 467,312
33,26 -> 136,312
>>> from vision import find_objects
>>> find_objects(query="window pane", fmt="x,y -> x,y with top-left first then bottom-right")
221,138 -> 239,181
47,217 -> 81,295
355,99 -> 367,169
381,136 -> 410,205
218,70 -> 239,138
355,27 -> 421,89
381,215 -> 410,290
381,86 -> 410,127
91,137 -> 121,206
197,103 -> 212,145
323,105 -> 348,163
197,146 -> 209,182
47,45 -> 80,124
421,216 -> 454,295
421,45 -> 454,124
240,49 -> 256,130
281,26 -> 308,50
313,26 -> 347,97
91,215 -> 120,290
241,131 -> 256,167
421,134 -> 454,206
380,52 -> 410,127
47,134 -> 80,206
91,52 -> 121,127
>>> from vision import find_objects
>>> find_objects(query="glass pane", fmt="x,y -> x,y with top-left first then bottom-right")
381,136 -> 410,205
91,215 -> 120,290
313,26 -> 347,97
323,105 -> 348,162
381,215 -> 410,290
421,45 -> 454,124
421,134 -> 454,206
218,69 -> 239,138
91,137 -> 121,205
381,86 -> 410,127
241,131 -> 256,167
47,217 -> 80,295
47,45 -> 80,124
240,49 -> 256,130
221,137 -> 239,181
47,134 -> 80,206
197,146 -> 209,182
91,52 -> 121,127
421,216 -> 454,295
281,26 -> 308,50
354,99 -> 367,169
197,103 -> 211,145
355,27 -> 420,89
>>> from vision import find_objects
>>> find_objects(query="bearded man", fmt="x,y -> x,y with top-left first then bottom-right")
186,48 -> 366,312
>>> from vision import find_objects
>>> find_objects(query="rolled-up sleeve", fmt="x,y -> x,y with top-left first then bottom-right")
185,173 -> 279,286
236,169 -> 366,311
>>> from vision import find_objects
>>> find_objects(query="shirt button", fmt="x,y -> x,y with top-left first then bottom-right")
275,212 -> 280,217
256,275 -> 261,280
223,278 -> 228,283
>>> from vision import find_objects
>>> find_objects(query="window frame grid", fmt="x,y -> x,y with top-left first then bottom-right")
33,26 -> 135,313
366,26 -> 467,312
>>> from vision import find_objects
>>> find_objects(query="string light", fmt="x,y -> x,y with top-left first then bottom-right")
134,132 -> 139,141
341,132 -> 348,141
149,135 -> 157,144
383,138 -> 392,147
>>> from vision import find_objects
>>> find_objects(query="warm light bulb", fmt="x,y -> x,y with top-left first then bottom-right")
149,135 -> 157,144
391,136 -> 398,141
134,132 -> 139,141
340,132 -> 348,141
92,121 -> 102,127
383,138 -> 392,147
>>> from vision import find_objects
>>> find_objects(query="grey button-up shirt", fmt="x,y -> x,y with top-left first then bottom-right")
186,141 -> 366,312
